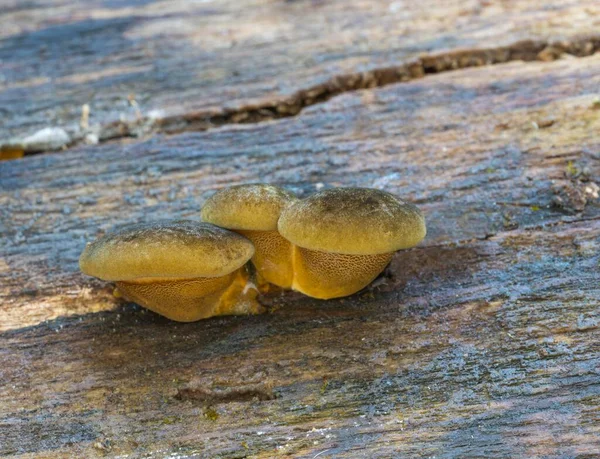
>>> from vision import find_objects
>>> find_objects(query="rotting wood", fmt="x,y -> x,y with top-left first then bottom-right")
0,53 -> 598,329
176,384 -> 276,404
7,35 -> 600,155
1,0 -> 600,153
2,54 -> 600,331
135,37 -> 600,136
1,49 -> 599,457
1,221 -> 599,457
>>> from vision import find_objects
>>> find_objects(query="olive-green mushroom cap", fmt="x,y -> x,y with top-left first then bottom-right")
79,220 -> 254,281
201,184 -> 297,231
278,188 -> 426,255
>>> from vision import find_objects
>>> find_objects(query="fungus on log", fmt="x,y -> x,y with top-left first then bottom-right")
1,1 -> 600,458
278,188 -> 426,299
79,221 -> 259,321
202,184 -> 298,289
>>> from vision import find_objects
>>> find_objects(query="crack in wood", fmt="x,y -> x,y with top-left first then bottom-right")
5,35 -> 600,157
162,36 -> 599,133
175,384 -> 276,404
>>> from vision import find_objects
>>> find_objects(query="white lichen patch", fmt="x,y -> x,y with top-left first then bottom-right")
22,127 -> 70,151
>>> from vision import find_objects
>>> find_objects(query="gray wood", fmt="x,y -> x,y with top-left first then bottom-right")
2,49 -> 600,457
1,0 -> 600,152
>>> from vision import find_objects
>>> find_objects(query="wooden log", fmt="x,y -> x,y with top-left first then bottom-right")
1,0 -> 600,151
2,219 -> 599,458
3,54 -> 600,329
1,48 -> 599,457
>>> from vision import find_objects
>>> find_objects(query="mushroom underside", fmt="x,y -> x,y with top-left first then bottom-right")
116,269 -> 262,322
290,247 -> 393,299
238,229 -> 294,289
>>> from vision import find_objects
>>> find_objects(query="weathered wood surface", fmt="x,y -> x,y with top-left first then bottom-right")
1,0 -> 600,151
2,40 -> 600,456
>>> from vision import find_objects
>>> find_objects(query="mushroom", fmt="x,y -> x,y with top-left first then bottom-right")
278,187 -> 426,299
201,184 -> 297,289
79,220 -> 261,321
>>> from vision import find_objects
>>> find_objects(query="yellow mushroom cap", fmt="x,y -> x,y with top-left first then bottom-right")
278,188 -> 426,255
201,183 -> 297,231
79,220 -> 254,281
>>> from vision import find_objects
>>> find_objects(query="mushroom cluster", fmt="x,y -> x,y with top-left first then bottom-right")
80,185 -> 425,321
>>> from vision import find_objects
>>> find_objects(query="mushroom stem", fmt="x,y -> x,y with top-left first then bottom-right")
116,268 -> 262,322
290,246 -> 393,300
213,268 -> 264,317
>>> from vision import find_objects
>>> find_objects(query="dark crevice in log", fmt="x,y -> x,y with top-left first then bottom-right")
175,384 -> 276,404
160,37 -> 600,132
5,35 -> 600,157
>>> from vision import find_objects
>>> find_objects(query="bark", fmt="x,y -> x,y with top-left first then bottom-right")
1,1 -> 600,458
1,0 -> 599,150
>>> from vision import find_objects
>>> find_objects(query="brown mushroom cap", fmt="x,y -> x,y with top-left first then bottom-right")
278,188 -> 426,255
79,220 -> 254,281
201,184 -> 297,231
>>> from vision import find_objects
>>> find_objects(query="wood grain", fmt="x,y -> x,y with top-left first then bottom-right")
1,47 -> 599,457
1,0 -> 600,150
